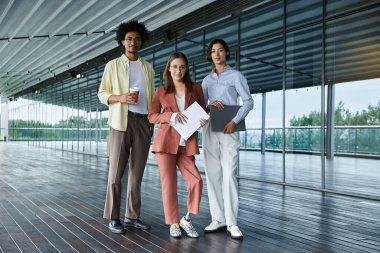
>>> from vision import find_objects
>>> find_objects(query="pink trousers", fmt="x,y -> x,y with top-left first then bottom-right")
155,146 -> 202,224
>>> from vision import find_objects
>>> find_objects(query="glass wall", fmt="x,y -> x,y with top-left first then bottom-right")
285,20 -> 323,187
324,1 -> 380,196
325,79 -> 380,196
6,0 -> 380,198
8,64 -> 108,156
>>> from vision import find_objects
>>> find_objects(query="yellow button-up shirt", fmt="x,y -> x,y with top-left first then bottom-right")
98,54 -> 155,131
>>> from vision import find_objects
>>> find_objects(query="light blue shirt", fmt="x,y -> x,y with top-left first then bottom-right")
202,66 -> 254,124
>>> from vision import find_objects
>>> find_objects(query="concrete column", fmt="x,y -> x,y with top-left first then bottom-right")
1,97 -> 9,141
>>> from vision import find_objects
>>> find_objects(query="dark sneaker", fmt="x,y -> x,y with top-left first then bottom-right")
124,217 -> 151,230
108,219 -> 125,234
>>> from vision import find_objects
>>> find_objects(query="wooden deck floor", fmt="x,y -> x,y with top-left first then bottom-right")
0,142 -> 380,253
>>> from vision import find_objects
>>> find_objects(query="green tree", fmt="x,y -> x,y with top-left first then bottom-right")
289,110 -> 322,126
290,101 -> 380,126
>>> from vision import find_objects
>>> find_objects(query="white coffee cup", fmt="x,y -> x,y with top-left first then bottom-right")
129,87 -> 140,103
129,87 -> 140,93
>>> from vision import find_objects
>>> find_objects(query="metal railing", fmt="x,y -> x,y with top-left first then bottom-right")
239,126 -> 380,156
7,125 -> 380,156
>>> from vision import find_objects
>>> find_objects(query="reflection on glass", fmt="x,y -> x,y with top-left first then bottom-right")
285,87 -> 322,188
326,78 -> 380,196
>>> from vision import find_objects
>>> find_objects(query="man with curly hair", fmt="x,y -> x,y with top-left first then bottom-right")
98,20 -> 154,234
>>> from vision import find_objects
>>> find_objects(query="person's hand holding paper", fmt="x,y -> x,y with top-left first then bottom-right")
172,101 -> 209,140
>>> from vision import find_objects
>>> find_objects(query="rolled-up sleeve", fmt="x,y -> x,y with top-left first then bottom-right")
232,72 -> 254,124
98,63 -> 113,106
148,88 -> 173,124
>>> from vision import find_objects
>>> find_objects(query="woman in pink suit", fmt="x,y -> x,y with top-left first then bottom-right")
148,52 -> 208,238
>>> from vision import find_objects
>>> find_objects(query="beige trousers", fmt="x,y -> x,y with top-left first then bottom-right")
202,121 -> 240,226
103,114 -> 153,220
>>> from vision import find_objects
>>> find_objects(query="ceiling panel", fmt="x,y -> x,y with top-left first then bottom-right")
0,0 -> 39,38
16,0 -> 73,37
10,0 -> 380,113
0,0 -> 215,97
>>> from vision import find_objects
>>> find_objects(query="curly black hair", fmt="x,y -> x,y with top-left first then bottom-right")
115,20 -> 149,50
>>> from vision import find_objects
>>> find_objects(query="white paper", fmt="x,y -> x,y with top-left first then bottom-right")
173,101 -> 209,141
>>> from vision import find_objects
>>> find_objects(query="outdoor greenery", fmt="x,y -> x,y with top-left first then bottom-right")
9,116 -> 109,141
289,101 -> 380,126
284,101 -> 380,154
10,116 -> 108,128
8,102 -> 380,155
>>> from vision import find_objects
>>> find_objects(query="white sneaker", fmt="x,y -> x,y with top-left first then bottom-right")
227,225 -> 243,239
170,223 -> 181,238
204,220 -> 227,233
179,217 -> 199,238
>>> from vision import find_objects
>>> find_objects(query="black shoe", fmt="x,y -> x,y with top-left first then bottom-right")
108,219 -> 125,234
124,217 -> 151,230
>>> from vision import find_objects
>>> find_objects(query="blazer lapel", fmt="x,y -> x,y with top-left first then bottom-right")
167,92 -> 180,112
184,87 -> 193,109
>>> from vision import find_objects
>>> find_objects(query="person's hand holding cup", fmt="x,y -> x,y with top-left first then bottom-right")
129,87 -> 140,104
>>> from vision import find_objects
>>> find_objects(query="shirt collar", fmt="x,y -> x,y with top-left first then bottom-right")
121,53 -> 141,63
211,65 -> 232,74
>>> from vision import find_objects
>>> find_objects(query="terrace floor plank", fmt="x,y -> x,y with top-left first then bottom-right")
0,142 -> 379,253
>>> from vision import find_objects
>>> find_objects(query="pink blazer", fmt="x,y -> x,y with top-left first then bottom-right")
148,83 -> 207,155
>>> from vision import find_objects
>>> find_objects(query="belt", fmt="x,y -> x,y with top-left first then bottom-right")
128,111 -> 148,118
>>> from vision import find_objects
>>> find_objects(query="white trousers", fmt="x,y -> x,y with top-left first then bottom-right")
202,122 -> 240,226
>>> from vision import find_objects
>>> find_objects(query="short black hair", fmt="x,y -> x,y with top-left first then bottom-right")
206,39 -> 230,62
116,20 -> 149,50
